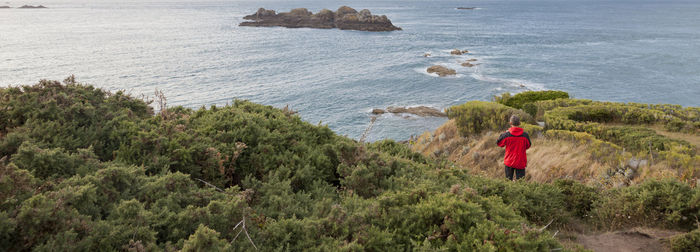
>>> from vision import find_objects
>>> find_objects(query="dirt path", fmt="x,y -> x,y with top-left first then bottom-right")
575,228 -> 682,252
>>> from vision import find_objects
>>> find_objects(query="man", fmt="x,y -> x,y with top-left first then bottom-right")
496,115 -> 531,180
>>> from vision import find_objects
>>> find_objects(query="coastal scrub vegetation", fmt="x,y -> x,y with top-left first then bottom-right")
2,80 -> 699,250
413,90 -> 700,249
2,79 -> 569,251
494,90 -> 569,117
438,90 -> 699,184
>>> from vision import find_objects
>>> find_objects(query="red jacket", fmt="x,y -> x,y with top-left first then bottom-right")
496,127 -> 531,169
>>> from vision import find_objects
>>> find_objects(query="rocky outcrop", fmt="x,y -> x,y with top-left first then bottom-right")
450,49 -> 469,55
387,106 -> 446,117
372,106 -> 446,117
240,6 -> 401,32
18,5 -> 46,8
423,53 -> 431,57
427,65 -> 456,77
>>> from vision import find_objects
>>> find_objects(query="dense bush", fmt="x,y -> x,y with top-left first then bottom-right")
543,103 -> 697,177
670,229 -> 700,252
0,81 -> 567,251
3,81 -> 698,250
590,179 -> 700,230
554,180 -> 599,218
446,101 -> 532,136
537,99 -> 699,135
0,77 -> 152,160
494,90 -> 569,116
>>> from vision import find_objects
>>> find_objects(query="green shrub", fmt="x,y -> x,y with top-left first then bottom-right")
495,91 -> 569,116
670,229 -> 700,252
10,142 -> 102,179
446,101 -> 532,136
544,105 -> 695,153
554,180 -> 598,218
590,179 -> 699,230
0,79 -> 152,160
520,123 -> 544,137
182,224 -> 231,252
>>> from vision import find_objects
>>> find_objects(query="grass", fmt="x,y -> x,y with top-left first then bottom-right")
651,124 -> 700,155
411,120 -> 695,188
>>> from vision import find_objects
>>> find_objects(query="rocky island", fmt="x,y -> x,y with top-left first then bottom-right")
240,6 -> 401,32
0,6 -> 11,8
18,5 -> 47,8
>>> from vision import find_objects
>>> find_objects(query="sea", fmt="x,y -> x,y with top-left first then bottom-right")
2,0 -> 700,141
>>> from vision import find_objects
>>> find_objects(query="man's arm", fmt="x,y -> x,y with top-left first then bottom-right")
496,132 -> 510,147
524,132 -> 531,149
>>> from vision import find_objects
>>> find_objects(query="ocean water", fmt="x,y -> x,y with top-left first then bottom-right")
2,0 -> 700,141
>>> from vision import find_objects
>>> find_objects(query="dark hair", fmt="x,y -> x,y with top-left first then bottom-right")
509,115 -> 520,126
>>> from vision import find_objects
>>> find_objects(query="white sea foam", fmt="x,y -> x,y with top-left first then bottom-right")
469,72 -> 545,91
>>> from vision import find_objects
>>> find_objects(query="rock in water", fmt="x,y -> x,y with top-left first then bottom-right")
386,106 -> 446,117
427,65 -> 457,77
18,5 -> 46,8
240,6 -> 401,32
450,49 -> 469,55
371,108 -> 386,115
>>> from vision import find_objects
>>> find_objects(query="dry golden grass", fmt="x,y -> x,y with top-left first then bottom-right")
410,120 -> 693,187
650,125 -> 700,155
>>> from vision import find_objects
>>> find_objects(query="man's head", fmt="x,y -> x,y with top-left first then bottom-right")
509,115 -> 520,126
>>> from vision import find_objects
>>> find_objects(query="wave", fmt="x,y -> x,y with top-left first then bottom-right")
469,72 -> 545,91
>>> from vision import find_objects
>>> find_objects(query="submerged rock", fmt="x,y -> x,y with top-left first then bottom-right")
424,53 -> 431,57
371,108 -> 386,115
240,6 -> 401,32
456,7 -> 476,10
427,65 -> 457,77
461,62 -> 475,67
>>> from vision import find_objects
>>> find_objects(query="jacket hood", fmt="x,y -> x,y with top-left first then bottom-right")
509,127 -> 524,136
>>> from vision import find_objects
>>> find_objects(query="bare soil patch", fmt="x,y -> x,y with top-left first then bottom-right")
575,228 -> 682,252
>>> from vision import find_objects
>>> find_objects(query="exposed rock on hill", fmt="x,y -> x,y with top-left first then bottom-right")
427,65 -> 456,77
240,6 -> 401,32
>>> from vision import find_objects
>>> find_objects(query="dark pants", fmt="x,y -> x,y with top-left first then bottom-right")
505,166 -> 525,181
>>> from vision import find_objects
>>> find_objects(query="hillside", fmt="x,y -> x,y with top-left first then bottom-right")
1,80 -> 699,251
